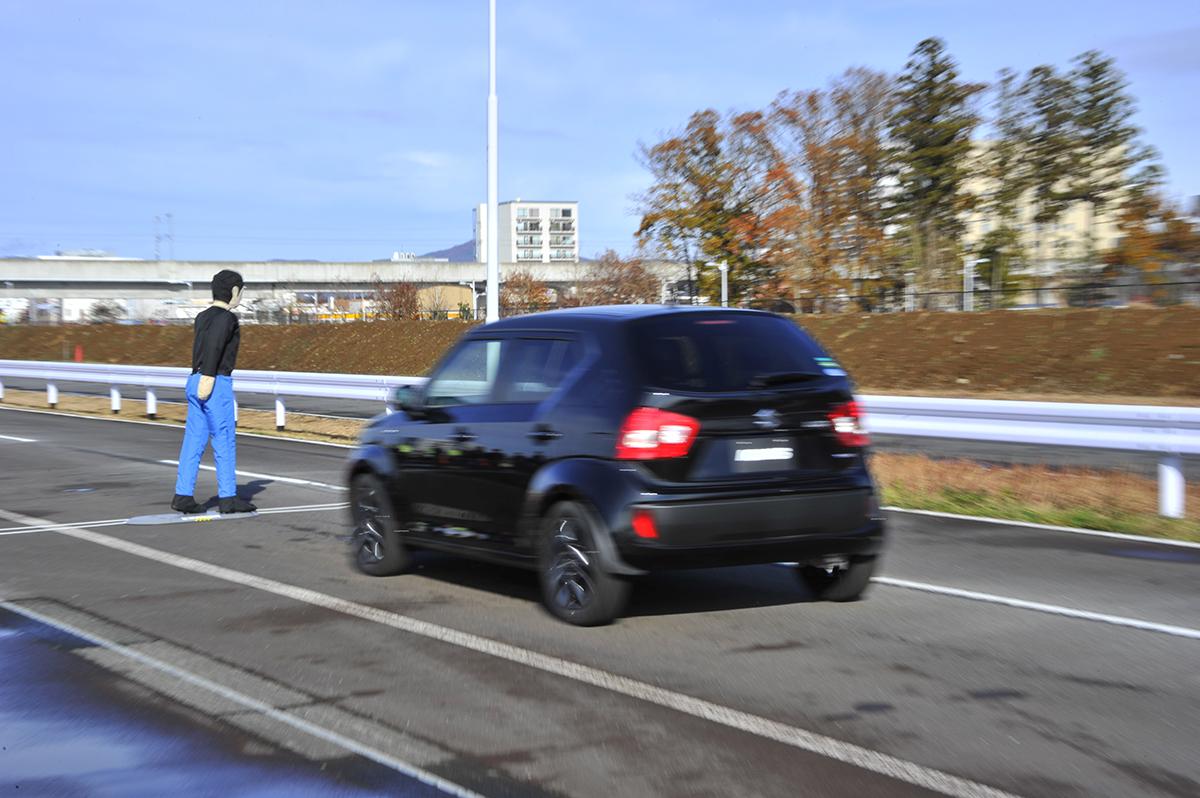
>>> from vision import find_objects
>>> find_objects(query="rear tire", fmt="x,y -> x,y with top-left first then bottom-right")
538,501 -> 630,626
349,473 -> 410,577
795,555 -> 877,602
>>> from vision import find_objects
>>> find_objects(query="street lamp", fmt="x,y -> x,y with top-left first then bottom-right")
963,258 -> 988,312
705,261 -> 729,307
485,0 -> 499,322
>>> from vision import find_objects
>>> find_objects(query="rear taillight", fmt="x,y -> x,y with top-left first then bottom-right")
615,407 -> 700,460
828,400 -> 869,448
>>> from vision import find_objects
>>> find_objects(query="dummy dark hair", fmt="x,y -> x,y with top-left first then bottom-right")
210,270 -> 244,303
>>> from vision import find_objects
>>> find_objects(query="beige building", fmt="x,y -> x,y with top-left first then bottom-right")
475,200 -> 579,264
962,143 -> 1124,276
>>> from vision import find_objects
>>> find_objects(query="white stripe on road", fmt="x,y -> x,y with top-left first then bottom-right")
0,503 -> 347,537
0,599 -> 481,798
873,576 -> 1200,641
0,433 -> 36,442
158,460 -> 347,492
0,507 -> 1020,798
883,506 -> 1200,550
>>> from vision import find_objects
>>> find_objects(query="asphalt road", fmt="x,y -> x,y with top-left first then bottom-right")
2,376 -> 1196,477
0,408 -> 1198,797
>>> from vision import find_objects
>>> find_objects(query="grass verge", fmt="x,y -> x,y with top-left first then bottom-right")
3,389 -> 1196,542
874,453 -> 1200,543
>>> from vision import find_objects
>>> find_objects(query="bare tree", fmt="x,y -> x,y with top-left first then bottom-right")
580,250 -> 660,305
372,275 -> 421,320
500,270 -> 552,316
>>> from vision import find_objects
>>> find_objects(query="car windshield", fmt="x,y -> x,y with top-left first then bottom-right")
632,313 -> 828,392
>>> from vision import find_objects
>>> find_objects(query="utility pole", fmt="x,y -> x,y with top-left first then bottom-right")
485,0 -> 500,322
166,212 -> 175,260
154,215 -> 161,261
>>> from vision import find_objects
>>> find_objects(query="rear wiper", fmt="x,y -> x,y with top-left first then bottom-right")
749,371 -> 823,388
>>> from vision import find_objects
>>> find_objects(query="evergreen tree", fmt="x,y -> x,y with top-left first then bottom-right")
889,38 -> 985,288
1020,64 -> 1077,269
1070,50 -> 1156,264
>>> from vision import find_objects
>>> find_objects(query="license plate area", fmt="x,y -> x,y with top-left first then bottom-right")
731,436 -> 796,472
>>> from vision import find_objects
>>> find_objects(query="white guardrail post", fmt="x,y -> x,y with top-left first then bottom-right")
1159,456 -> 1185,519
47,382 -> 58,408
110,385 -> 121,414
145,388 -> 157,419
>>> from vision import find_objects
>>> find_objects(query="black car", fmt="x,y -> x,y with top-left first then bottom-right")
347,305 -> 885,625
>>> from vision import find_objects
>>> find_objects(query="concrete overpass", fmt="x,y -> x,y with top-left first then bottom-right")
0,257 -> 685,321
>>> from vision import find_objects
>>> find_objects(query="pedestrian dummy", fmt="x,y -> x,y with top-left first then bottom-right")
170,270 -> 257,515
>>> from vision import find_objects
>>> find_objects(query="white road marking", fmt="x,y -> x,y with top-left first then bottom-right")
0,503 -> 347,537
0,599 -> 480,798
873,577 -> 1200,641
883,506 -> 1200,550
6,404 -> 1193,549
158,460 -> 347,492
0,433 -> 37,442
0,506 -> 1020,798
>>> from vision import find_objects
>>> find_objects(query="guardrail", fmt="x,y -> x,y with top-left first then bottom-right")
861,395 -> 1199,518
0,360 -> 424,430
0,360 -> 1194,518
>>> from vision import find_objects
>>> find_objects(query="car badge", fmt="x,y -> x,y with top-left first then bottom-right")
753,409 -> 781,430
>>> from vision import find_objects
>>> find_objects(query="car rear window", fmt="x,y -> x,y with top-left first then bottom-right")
633,313 -> 830,392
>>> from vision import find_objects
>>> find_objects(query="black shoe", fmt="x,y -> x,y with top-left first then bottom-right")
219,496 -> 257,515
171,494 -> 204,514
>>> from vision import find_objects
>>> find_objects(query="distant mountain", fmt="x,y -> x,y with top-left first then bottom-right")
420,240 -> 476,262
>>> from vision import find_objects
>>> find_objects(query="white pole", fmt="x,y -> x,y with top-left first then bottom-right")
145,388 -> 157,419
719,262 -> 729,307
110,385 -> 121,414
275,397 -> 286,431
0,379 -> 5,402
963,257 -> 972,312
47,382 -> 58,408
485,0 -> 500,322
1159,455 -> 1184,518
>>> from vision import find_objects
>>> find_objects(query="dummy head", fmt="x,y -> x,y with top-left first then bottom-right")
211,270 -> 245,309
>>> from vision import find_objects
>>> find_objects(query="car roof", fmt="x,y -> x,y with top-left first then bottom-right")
480,304 -> 773,332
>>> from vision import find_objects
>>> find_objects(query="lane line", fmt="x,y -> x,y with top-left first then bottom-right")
873,576 -> 1200,641
0,503 -> 347,537
158,459 -> 347,492
884,506 -> 1200,550
0,599 -> 480,798
0,506 -> 1020,798
7,404 -> 1191,550
0,433 -> 37,442
0,405 -> 356,449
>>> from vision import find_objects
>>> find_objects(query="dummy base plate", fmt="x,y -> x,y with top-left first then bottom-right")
126,511 -> 259,526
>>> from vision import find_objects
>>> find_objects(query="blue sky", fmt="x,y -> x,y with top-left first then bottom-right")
2,0 -> 1197,262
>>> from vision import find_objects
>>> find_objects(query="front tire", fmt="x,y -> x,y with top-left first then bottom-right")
349,473 -> 410,577
538,501 -> 630,626
795,555 -> 877,602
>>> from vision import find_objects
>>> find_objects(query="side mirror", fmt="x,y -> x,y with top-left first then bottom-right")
391,385 -> 425,417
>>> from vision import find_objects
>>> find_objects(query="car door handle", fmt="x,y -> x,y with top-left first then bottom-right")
451,429 -> 476,443
527,426 -> 562,443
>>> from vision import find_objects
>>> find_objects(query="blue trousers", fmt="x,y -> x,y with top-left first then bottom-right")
174,373 -> 238,498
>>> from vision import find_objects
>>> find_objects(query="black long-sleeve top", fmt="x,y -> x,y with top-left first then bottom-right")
191,306 -> 241,376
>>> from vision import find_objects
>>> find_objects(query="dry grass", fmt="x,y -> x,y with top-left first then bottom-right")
873,452 -> 1200,541
0,388 -> 364,444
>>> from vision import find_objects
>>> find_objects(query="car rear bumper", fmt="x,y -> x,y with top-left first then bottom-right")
613,489 -> 884,570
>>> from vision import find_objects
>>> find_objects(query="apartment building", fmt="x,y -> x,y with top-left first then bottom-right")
961,142 -> 1123,275
475,200 -> 579,264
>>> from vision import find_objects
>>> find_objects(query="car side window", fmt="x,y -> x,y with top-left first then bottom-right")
495,337 -> 581,403
424,339 -> 504,407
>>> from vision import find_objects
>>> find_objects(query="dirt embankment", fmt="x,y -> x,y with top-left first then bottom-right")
2,307 -> 1198,401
